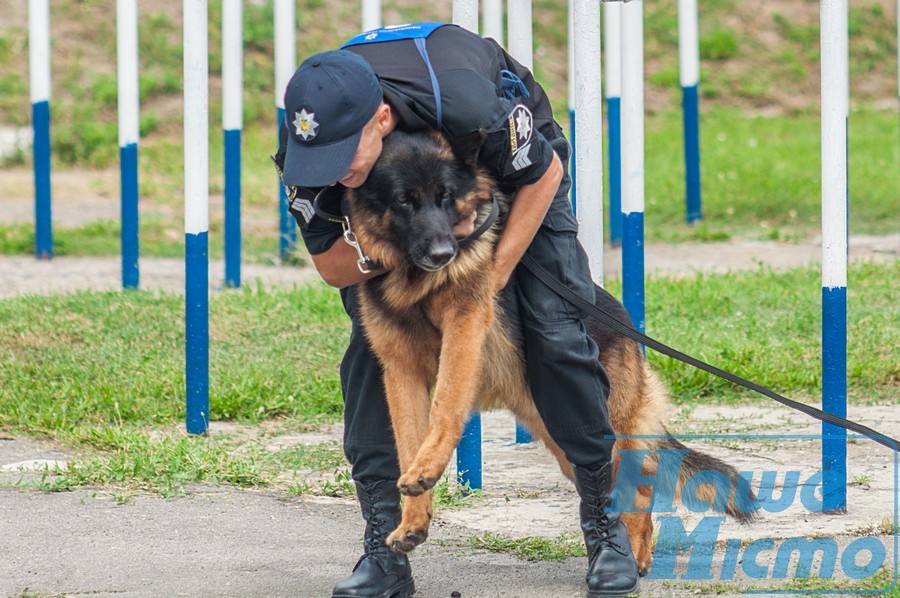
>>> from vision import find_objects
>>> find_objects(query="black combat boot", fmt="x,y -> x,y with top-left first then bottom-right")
574,464 -> 641,597
332,480 -> 415,598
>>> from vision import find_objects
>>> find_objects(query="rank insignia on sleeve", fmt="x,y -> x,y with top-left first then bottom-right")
509,105 -> 533,171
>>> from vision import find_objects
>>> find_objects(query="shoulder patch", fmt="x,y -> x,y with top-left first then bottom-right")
508,105 -> 533,171
291,195 -> 315,224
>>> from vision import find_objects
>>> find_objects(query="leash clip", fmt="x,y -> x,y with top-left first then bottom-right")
342,216 -> 376,274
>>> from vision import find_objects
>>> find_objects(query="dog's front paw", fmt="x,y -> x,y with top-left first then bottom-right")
387,523 -> 429,553
397,472 -> 439,496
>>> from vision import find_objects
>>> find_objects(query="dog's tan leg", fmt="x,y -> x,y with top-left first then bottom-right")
612,442 -> 655,576
397,305 -> 493,496
371,343 -> 436,553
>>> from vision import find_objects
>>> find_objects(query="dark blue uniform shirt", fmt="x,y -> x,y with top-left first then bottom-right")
280,24 -> 569,256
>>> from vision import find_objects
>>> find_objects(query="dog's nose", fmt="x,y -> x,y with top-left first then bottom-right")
423,239 -> 457,270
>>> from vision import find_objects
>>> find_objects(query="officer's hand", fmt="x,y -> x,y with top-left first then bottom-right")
452,209 -> 477,239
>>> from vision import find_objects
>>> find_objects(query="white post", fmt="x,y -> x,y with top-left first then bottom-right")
604,1 -> 623,244
274,0 -> 297,259
507,0 -> 533,71
820,0 -> 848,513
29,0 -> 53,259
117,0 -> 140,289
678,0 -> 702,223
621,0 -> 645,332
482,0 -> 503,45
223,0 -> 243,288
361,0 -> 381,32
453,0 -> 479,34
573,0 -> 604,284
184,0 -> 210,435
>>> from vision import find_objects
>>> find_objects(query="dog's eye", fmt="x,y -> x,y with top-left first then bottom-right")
396,195 -> 409,206
440,192 -> 452,205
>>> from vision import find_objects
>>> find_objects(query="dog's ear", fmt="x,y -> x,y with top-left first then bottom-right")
448,128 -> 488,169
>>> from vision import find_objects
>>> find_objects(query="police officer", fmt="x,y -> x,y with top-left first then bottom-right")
274,23 -> 640,598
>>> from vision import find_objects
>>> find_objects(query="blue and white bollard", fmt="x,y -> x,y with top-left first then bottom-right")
453,0 -> 478,33
621,0 -> 645,335
481,0 -> 503,45
223,0 -> 243,288
117,0 -> 140,289
275,0 -> 296,261
820,0 -> 848,513
604,1 -> 623,245
678,0 -> 702,224
184,0 -> 210,436
361,0 -> 382,32
458,413 -> 482,492
29,0 -> 53,260
572,0 -> 604,286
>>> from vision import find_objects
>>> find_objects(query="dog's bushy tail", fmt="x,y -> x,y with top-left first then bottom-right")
658,433 -> 759,524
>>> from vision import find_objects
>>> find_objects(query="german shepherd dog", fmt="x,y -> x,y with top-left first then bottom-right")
341,129 -> 754,574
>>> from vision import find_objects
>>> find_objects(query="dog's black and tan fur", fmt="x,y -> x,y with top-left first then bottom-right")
342,129 -> 754,574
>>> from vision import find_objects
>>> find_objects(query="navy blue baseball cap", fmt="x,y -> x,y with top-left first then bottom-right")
282,50 -> 383,187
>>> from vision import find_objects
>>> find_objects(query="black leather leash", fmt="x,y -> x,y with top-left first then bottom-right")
520,253 -> 899,452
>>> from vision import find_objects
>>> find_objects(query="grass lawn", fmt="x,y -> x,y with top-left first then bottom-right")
0,261 -> 895,495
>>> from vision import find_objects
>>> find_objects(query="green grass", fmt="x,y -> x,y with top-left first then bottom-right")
639,108 -> 900,242
466,531 -> 586,561
0,262 -> 896,495
611,261 -> 899,403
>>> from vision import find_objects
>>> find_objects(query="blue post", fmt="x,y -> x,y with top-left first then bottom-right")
682,84 -> 702,223
607,96 -> 622,245
457,414 -> 482,492
120,142 -> 139,288
516,421 -> 532,444
622,212 -> 645,335
33,100 -> 53,260
277,108 -> 296,260
822,288 -> 847,512
184,0 -> 209,436
223,0 -> 242,288
185,231 -> 210,435
224,129 -> 242,287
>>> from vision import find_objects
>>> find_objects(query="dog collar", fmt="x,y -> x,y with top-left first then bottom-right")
457,194 -> 500,247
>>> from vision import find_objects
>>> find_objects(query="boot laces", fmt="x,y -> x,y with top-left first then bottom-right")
586,481 -> 628,557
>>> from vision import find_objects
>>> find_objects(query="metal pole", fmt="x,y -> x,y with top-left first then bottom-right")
117,0 -> 140,289
453,0 -> 479,33
678,0 -> 702,223
361,0 -> 381,32
482,0 -> 504,45
568,0 -> 576,215
454,0 -> 486,472
275,0 -> 297,261
573,0 -> 604,284
223,0 -> 243,288
621,0 -> 645,334
184,0 -> 210,436
604,1 -> 623,245
820,0 -> 848,513
28,0 -> 53,260
507,0 -> 533,71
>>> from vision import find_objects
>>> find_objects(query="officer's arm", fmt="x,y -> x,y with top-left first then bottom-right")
310,242 -> 387,289
491,151 -> 563,291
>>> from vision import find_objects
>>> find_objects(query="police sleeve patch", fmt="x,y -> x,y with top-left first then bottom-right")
290,195 -> 315,224
507,105 -> 533,171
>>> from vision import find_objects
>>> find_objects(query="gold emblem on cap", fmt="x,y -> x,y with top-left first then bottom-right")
294,108 -> 319,141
